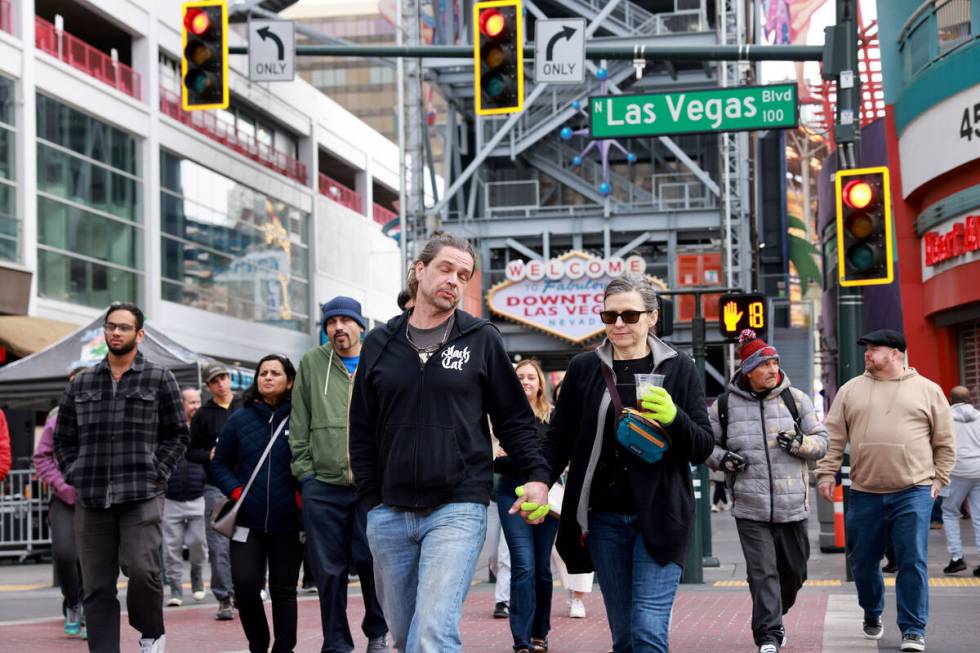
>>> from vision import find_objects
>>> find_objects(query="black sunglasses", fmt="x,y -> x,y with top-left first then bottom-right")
599,310 -> 648,325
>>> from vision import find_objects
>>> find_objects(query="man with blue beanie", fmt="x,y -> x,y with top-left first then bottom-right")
289,296 -> 388,652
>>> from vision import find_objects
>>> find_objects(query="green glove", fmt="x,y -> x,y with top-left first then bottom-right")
639,386 -> 678,426
515,485 -> 551,521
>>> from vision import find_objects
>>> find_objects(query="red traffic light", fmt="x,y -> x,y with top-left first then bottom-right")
480,9 -> 507,38
184,8 -> 211,35
842,179 -> 873,210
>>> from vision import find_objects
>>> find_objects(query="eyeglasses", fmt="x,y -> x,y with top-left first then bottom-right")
599,310 -> 648,325
103,322 -> 136,334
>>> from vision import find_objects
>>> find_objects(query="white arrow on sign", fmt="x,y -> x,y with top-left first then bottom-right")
248,20 -> 295,82
534,19 -> 586,85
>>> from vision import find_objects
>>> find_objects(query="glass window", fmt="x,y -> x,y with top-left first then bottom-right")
160,151 -> 310,332
36,95 -> 140,176
38,248 -> 140,308
37,144 -> 141,222
0,75 -> 17,263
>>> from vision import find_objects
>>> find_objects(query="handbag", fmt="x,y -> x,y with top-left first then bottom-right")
210,417 -> 289,538
599,365 -> 671,464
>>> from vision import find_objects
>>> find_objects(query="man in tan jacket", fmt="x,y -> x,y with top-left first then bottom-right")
816,329 -> 956,653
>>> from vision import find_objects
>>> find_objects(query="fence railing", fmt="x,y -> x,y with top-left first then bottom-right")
652,173 -> 718,210
318,172 -> 364,214
160,86 -> 307,185
899,0 -> 974,79
0,0 -> 12,36
0,469 -> 52,560
372,203 -> 397,226
34,16 -> 142,101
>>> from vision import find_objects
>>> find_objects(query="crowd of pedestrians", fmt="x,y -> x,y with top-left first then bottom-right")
24,232 -> 975,653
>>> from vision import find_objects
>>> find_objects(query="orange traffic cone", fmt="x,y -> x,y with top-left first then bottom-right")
833,483 -> 846,548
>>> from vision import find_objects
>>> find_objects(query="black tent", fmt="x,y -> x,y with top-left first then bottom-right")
0,317 -> 203,410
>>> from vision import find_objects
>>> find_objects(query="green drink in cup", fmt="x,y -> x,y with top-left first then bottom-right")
634,373 -> 665,409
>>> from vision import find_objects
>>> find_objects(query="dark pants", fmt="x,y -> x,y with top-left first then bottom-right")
204,484 -> 233,601
75,495 -> 165,652
50,497 -> 83,613
301,479 -> 387,653
230,529 -> 303,653
712,481 -> 727,506
496,476 -> 560,649
735,518 -> 809,646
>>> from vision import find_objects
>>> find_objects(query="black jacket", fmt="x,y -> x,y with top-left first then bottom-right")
545,335 -> 714,571
54,352 -> 189,509
211,400 -> 300,533
187,396 -> 242,483
165,455 -> 207,502
350,309 -> 550,512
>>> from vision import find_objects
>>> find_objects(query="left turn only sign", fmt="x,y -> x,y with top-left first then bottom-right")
248,20 -> 295,82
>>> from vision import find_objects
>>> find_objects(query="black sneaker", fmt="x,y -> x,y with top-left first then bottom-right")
215,598 -> 234,621
900,633 -> 925,652
493,601 -> 509,618
863,615 -> 884,640
974,565 -> 980,577
773,626 -> 787,647
943,557 -> 967,574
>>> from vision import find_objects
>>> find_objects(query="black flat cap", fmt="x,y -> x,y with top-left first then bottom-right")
857,329 -> 906,352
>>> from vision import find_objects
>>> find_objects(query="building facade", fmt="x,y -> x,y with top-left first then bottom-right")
0,0 -> 404,368
877,0 -> 980,402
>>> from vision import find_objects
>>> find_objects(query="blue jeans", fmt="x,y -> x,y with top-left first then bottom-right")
366,502 -> 486,653
846,486 -> 932,637
586,512 -> 682,653
497,476 -> 560,648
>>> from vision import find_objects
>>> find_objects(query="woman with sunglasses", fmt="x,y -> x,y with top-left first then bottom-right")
211,354 -> 302,653
495,358 -> 560,653
544,275 -> 714,653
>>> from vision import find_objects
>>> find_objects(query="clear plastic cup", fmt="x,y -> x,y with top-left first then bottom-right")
635,373 -> 665,408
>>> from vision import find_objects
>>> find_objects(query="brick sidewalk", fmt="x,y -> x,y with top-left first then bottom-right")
1,584 -> 829,652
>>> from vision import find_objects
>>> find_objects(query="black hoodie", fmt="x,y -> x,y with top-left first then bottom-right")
350,309 -> 550,512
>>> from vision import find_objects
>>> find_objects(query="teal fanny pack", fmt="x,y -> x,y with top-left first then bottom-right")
601,365 -> 671,464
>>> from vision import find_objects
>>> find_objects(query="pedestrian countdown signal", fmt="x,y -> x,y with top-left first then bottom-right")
718,293 -> 767,340
835,166 -> 893,287
473,0 -> 524,116
181,0 -> 229,111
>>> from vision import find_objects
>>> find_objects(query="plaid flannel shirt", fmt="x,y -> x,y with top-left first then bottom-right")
53,351 -> 190,509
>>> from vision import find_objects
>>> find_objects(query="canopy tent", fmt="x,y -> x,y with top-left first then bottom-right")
0,317 -> 203,410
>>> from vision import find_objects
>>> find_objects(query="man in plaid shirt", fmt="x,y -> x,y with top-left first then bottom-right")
55,302 -> 189,653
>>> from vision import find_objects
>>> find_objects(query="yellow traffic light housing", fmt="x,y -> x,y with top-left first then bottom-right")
181,0 -> 228,111
473,0 -> 524,116
835,166 -> 894,287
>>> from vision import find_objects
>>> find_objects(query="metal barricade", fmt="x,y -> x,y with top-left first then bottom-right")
0,468 -> 53,560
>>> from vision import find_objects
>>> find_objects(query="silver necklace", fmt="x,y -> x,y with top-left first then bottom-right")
406,314 -> 455,361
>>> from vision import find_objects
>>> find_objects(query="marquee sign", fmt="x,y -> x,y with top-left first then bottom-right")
921,212 -> 980,282
488,251 -> 666,344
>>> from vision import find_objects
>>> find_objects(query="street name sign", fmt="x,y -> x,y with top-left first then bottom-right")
590,83 -> 798,138
248,20 -> 295,82
534,19 -> 586,84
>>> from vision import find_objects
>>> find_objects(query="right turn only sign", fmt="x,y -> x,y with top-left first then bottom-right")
535,19 -> 586,84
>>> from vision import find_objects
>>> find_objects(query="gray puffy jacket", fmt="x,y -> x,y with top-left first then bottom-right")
707,371 -> 827,523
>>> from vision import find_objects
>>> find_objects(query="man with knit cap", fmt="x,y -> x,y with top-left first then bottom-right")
816,329 -> 956,653
289,296 -> 388,653
708,329 -> 827,653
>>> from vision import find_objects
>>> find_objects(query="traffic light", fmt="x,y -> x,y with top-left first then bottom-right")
181,0 -> 228,111
835,166 -> 893,287
473,0 -> 524,116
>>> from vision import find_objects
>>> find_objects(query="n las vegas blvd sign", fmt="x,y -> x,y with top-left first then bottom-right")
487,251 -> 664,344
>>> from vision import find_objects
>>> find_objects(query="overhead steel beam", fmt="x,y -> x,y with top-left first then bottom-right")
612,231 -> 653,259
584,0 -> 627,38
505,239 -> 544,261
443,209 -> 721,240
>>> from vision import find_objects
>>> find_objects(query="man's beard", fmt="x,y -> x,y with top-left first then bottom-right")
332,334 -> 353,353
108,339 -> 137,356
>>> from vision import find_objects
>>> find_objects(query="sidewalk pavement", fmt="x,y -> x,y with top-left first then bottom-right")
1,508 -> 978,652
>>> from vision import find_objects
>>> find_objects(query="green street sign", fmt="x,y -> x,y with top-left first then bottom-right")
589,83 -> 798,139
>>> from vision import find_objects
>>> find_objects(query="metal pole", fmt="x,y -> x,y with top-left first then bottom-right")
395,0 -> 407,282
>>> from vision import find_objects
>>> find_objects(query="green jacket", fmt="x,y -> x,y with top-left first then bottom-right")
289,345 -> 355,486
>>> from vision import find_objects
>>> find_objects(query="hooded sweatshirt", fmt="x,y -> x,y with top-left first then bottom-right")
951,403 -> 980,479
815,368 -> 956,493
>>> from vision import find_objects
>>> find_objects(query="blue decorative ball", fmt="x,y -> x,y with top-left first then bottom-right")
599,182 -> 612,196
560,127 -> 573,140
572,155 -> 582,166
627,153 -> 637,163
596,68 -> 609,81
571,100 -> 581,110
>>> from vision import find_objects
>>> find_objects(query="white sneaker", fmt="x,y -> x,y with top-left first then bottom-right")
711,504 -> 721,512
165,596 -> 182,607
260,589 -> 268,601
569,598 -> 586,618
138,634 -> 166,652
192,590 -> 206,602
758,644 -> 777,653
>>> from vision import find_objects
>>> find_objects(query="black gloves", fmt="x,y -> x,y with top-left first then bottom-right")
777,430 -> 804,456
720,451 -> 748,472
